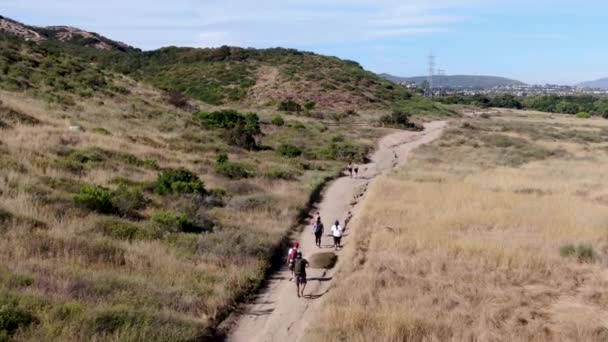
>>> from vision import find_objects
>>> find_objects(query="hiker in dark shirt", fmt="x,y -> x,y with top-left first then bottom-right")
293,252 -> 309,298
313,216 -> 324,248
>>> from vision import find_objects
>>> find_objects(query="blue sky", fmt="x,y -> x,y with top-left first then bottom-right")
3,0 -> 608,84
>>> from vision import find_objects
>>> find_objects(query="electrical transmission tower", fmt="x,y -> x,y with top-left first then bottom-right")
427,53 -> 436,97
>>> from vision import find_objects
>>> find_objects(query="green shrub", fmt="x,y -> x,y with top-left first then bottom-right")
74,185 -> 114,214
560,243 -> 597,263
193,109 -> 245,129
193,110 -> 260,133
216,152 -> 229,164
155,168 -> 206,196
576,112 -> 592,119
151,212 -> 204,234
271,116 -> 285,126
304,101 -> 316,111
215,161 -> 250,179
576,244 -> 597,263
276,144 -> 302,158
0,304 -> 36,338
94,219 -> 154,241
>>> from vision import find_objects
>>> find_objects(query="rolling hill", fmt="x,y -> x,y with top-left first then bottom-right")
577,78 -> 608,89
0,15 -> 136,52
1,14 -> 411,110
379,73 -> 526,89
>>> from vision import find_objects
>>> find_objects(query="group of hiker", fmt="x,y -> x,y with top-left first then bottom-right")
286,211 -> 351,297
286,161 -> 361,298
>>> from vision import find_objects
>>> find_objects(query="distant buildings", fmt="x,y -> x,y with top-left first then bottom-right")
394,81 -> 608,97
443,84 -> 608,97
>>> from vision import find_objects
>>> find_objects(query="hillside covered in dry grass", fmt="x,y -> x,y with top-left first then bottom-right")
0,31 -> 394,340
308,110 -> 608,341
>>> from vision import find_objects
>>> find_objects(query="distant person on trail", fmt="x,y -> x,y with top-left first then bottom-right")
293,252 -> 309,298
313,216 -> 324,248
331,220 -> 343,250
347,163 -> 353,178
287,242 -> 300,281
353,164 -> 359,179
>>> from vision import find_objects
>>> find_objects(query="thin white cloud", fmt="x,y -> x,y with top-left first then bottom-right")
2,0 -> 475,49
367,27 -> 448,38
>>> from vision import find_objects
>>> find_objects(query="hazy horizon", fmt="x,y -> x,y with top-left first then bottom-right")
3,0 -> 608,85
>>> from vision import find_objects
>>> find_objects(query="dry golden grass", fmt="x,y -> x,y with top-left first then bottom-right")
307,110 -> 608,342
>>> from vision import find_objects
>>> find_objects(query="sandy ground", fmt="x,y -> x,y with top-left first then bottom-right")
224,121 -> 447,342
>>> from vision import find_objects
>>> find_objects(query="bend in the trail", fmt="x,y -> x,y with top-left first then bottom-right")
223,121 -> 447,342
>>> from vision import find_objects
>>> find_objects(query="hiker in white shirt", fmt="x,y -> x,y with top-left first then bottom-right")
331,220 -> 343,250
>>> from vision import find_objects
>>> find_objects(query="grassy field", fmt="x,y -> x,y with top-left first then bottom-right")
307,110 -> 608,341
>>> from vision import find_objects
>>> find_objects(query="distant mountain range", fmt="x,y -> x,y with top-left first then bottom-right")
577,78 -> 608,89
379,73 -> 527,89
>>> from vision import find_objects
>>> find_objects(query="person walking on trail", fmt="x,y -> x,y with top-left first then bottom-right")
347,163 -> 353,178
293,252 -> 309,298
287,242 -> 300,281
331,220 -> 343,250
353,164 -> 359,179
313,216 -> 324,248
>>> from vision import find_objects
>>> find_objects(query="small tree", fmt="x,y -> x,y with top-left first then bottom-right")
156,168 -> 206,196
271,116 -> 285,126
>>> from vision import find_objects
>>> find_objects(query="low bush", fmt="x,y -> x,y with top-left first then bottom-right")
276,144 -> 303,158
155,168 -> 206,196
151,211 -> 205,234
0,303 -> 37,338
560,243 -> 597,263
75,184 -> 149,216
576,112 -> 592,119
215,161 -> 250,179
94,219 -> 156,241
271,115 -> 285,126
74,185 -> 115,214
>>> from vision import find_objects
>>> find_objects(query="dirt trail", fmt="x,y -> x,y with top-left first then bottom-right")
224,121 -> 447,342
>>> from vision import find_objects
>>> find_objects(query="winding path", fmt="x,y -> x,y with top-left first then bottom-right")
224,121 -> 447,342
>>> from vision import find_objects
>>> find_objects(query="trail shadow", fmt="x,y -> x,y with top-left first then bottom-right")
237,308 -> 275,316
307,277 -> 333,282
